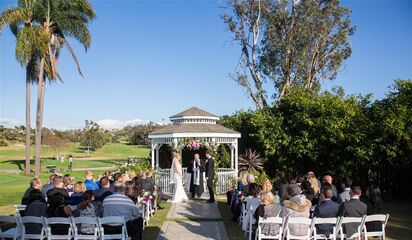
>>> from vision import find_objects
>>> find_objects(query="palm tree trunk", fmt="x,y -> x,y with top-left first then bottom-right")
25,69 -> 31,176
34,57 -> 46,177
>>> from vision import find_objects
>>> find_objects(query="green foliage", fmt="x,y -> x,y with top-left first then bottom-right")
80,121 -> 110,151
221,80 -> 412,199
114,158 -> 151,174
238,148 -> 265,172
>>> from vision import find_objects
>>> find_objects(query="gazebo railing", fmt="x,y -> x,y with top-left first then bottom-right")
155,167 -> 236,194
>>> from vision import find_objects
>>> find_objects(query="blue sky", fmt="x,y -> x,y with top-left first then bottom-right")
0,0 -> 411,129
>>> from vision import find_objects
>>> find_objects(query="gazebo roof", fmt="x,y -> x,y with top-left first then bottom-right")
150,123 -> 239,135
170,107 -> 218,118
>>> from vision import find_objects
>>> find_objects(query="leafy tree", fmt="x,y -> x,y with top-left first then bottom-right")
222,0 -> 355,106
81,121 -> 110,151
32,0 -> 96,176
42,133 -> 71,160
0,0 -> 48,176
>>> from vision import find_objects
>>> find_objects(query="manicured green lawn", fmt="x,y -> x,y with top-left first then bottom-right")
0,143 -> 150,171
0,143 -> 150,213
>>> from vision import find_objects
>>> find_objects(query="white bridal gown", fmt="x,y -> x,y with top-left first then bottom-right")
168,158 -> 188,203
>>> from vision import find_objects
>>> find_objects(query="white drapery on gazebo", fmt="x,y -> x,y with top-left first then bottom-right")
148,107 -> 241,194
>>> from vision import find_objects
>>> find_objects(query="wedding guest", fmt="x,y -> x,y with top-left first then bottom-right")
23,189 -> 48,234
361,184 -> 384,232
322,175 -> 338,197
253,191 -> 281,238
84,171 -> 98,191
78,190 -> 97,234
128,170 -> 137,180
94,177 -> 113,203
313,187 -> 339,237
244,174 -> 256,196
63,174 -> 74,195
70,181 -> 86,206
125,181 -> 137,204
281,184 -> 312,236
102,181 -> 144,240
261,178 -> 273,192
243,183 -> 261,231
110,173 -> 122,191
338,186 -> 367,237
338,177 -> 352,203
300,180 -> 315,203
308,172 -> 321,196
143,169 -> 164,209
42,174 -> 57,197
47,175 -> 69,204
22,178 -> 43,205
272,171 -> 288,203
237,171 -> 248,192
48,193 -> 73,235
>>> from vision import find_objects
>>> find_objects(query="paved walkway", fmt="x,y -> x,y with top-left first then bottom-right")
156,192 -> 228,240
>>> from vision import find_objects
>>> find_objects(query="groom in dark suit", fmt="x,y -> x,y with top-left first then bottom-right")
205,150 -> 215,203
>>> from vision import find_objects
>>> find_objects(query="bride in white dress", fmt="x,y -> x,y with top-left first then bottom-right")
168,152 -> 188,203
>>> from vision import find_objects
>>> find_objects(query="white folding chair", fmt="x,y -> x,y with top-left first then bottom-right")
44,217 -> 74,240
0,216 -> 21,240
98,216 -> 128,240
285,217 -> 313,240
337,216 -> 365,240
71,217 -> 99,240
239,199 -> 248,226
312,217 -> 340,240
362,214 -> 389,240
245,205 -> 259,240
14,205 -> 26,217
20,216 -> 47,240
255,216 -> 284,240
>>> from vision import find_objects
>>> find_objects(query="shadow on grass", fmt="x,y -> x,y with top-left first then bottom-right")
217,196 -> 246,240
143,226 -> 161,240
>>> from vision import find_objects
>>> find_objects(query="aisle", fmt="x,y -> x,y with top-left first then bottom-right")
156,192 -> 228,240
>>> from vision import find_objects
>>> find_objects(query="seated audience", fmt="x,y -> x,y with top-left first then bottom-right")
237,171 -> 248,192
110,172 -> 123,191
300,180 -> 315,203
42,174 -> 57,197
78,190 -> 97,234
281,184 -> 312,236
313,187 -> 339,237
272,171 -> 288,203
125,181 -> 138,204
21,178 -> 43,205
361,184 -> 384,232
261,178 -> 273,192
338,186 -> 367,238
243,183 -> 261,231
253,191 -> 281,238
47,193 -> 73,235
94,177 -> 113,203
308,172 -> 321,197
70,181 -> 86,206
47,175 -> 69,204
338,177 -> 352,203
24,189 -> 48,234
144,169 -> 164,209
322,175 -> 338,197
141,170 -> 154,192
102,181 -> 144,240
84,171 -> 98,191
63,174 -> 74,195
243,174 -> 256,196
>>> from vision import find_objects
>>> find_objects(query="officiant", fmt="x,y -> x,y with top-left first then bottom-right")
187,153 -> 205,199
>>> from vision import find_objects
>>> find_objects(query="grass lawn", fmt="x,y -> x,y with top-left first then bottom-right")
0,143 -> 150,171
0,143 -> 150,213
143,202 -> 172,240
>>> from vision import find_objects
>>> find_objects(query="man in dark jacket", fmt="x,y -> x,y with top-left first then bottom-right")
338,186 -> 367,238
205,150 -> 215,203
21,178 -> 43,205
313,187 -> 340,237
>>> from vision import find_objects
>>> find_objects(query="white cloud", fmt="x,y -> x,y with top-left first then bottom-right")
0,118 -> 22,128
97,118 -> 148,129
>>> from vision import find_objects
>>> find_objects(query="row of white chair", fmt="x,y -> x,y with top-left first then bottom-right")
0,216 -> 133,240
247,213 -> 389,240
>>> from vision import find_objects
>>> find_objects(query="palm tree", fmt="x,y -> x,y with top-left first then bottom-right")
32,0 -> 96,176
0,0 -> 49,176
238,148 -> 265,172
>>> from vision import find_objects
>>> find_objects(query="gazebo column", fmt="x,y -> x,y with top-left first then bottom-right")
155,144 -> 161,170
234,139 -> 239,175
230,143 -> 235,170
151,143 -> 156,169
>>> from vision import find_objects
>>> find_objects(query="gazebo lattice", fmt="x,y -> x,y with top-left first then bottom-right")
148,107 -> 241,194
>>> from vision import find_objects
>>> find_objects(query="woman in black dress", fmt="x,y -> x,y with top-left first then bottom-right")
47,193 -> 73,235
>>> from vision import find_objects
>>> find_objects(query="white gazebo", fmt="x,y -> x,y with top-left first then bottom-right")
148,107 -> 241,194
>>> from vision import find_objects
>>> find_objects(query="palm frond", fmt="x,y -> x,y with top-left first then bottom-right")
0,7 -> 26,33
238,148 -> 265,172
61,37 -> 84,77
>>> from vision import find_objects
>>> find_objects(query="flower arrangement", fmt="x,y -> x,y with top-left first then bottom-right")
185,139 -> 204,150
